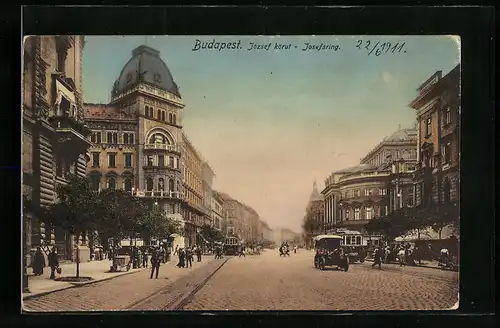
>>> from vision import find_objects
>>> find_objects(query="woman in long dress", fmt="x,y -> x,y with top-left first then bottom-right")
32,247 -> 45,276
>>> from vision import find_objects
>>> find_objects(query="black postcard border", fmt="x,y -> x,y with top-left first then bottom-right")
1,5 -> 495,328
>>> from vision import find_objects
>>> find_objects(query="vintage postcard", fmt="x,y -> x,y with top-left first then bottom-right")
22,35 -> 460,311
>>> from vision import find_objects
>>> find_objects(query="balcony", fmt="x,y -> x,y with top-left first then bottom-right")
131,190 -> 184,199
144,143 -> 180,153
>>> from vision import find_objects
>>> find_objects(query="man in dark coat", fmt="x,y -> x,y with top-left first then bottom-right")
149,248 -> 161,279
371,246 -> 383,269
186,247 -> 194,268
177,248 -> 186,268
196,246 -> 202,262
48,247 -> 59,279
32,247 -> 45,276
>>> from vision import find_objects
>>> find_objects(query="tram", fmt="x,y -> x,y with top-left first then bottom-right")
223,236 -> 242,255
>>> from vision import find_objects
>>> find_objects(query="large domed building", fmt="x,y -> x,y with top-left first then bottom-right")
84,45 -> 208,247
321,126 -> 419,246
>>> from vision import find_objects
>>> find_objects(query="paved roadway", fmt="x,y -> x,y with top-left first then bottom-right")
182,249 -> 459,311
23,249 -> 459,312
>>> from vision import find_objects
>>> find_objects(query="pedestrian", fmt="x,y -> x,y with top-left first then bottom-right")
238,246 -> 246,258
174,245 -> 179,256
142,249 -> 149,268
148,248 -> 159,279
294,245 -> 297,254
371,246 -> 382,269
32,246 -> 45,276
186,247 -> 193,268
177,248 -> 186,268
397,247 -> 406,266
48,247 -> 59,280
196,246 -> 202,262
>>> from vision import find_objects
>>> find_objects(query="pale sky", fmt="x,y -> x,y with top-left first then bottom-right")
83,35 -> 460,232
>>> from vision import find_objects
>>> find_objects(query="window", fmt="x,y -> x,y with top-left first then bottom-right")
364,189 -> 373,196
354,189 -> 360,197
56,42 -> 66,72
444,107 -> 452,125
168,113 -> 173,123
129,134 -> 134,145
345,208 -> 350,220
173,114 -> 177,125
146,178 -> 153,191
107,153 -> 116,168
169,179 -> 175,191
443,178 -> 451,203
123,133 -> 129,144
161,111 -> 166,121
124,153 -> 132,168
442,141 -> 452,164
169,156 -> 175,168
107,177 -> 116,190
92,152 -> 100,168
150,133 -> 167,144
158,155 -> 165,167
107,132 -> 112,143
365,206 -> 373,220
90,133 -> 96,143
426,117 -> 432,136
157,109 -> 161,120
96,132 -> 101,143
356,236 -> 362,245
379,188 -> 387,195
112,132 -> 118,144
158,178 -> 165,191
147,155 -> 153,166
90,175 -> 100,191
150,107 -> 154,117
354,208 -> 360,220
123,178 -> 132,192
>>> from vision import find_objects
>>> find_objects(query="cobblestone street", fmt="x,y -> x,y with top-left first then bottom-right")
23,249 -> 458,312
182,249 -> 459,311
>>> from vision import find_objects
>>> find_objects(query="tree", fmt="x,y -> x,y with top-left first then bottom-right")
199,224 -> 225,244
138,205 -> 183,244
365,208 -> 418,242
46,174 -> 101,278
96,189 -> 137,250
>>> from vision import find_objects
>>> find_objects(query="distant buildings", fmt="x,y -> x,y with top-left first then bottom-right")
218,192 -> 261,244
302,181 -> 325,247
318,64 -> 460,243
211,191 -> 225,231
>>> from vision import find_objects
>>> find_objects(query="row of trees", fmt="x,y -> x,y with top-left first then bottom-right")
364,202 -> 460,242
24,174 -> 183,276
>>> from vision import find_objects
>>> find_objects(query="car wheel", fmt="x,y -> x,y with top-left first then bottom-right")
360,258 -> 365,263
319,258 -> 326,270
314,258 -> 319,268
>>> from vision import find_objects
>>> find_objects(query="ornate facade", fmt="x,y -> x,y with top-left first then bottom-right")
23,36 -> 92,261
211,191 -> 225,231
303,181 -> 325,247
322,127 -> 418,245
409,65 -> 460,239
202,162 -> 215,227
84,45 -> 215,247
218,192 -> 261,243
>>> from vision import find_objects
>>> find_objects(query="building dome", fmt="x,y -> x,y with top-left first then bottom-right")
383,127 -> 417,142
112,45 -> 181,98
334,163 -> 376,174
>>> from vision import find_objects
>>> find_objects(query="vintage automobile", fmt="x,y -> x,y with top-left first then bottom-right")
313,235 -> 349,271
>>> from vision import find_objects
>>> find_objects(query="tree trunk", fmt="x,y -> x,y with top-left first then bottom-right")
75,231 -> 81,278
438,228 -> 442,240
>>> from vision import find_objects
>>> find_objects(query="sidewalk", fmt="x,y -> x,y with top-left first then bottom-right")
23,259 -> 152,299
365,258 -> 451,270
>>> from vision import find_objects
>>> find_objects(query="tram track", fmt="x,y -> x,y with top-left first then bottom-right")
128,257 -> 230,311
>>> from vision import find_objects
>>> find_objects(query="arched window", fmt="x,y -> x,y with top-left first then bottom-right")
176,180 -> 181,191
169,113 -> 173,123
107,132 -> 112,143
129,133 -> 134,145
149,133 -> 168,144
173,114 -> 177,125
124,178 -> 132,192
158,178 -> 165,191
168,179 -> 175,192
365,206 -> 373,220
123,133 -> 129,144
161,111 -> 166,121
146,178 -> 153,191
157,109 -> 161,120
149,107 -> 154,117
108,177 -> 116,190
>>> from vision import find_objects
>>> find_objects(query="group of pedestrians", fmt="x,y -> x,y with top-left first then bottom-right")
173,245 -> 203,269
31,246 -> 60,280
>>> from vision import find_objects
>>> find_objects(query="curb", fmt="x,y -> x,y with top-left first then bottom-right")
364,259 -> 455,271
22,263 -> 164,301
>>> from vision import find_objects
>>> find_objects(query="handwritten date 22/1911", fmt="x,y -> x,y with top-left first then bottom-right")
356,40 -> 406,56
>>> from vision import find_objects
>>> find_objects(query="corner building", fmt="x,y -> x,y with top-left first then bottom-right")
23,36 -> 92,262
84,45 -> 187,242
